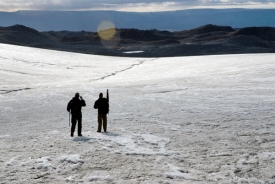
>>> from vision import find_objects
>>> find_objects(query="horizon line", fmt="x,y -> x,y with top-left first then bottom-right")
1,5 -> 275,13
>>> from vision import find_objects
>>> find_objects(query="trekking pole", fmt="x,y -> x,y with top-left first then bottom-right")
69,110 -> 71,127
107,89 -> 109,115
107,89 -> 109,102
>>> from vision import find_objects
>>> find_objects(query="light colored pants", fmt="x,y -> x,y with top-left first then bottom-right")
98,114 -> 107,132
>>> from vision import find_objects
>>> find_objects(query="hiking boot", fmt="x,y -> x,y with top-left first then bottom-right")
78,134 -> 82,137
71,133 -> 74,137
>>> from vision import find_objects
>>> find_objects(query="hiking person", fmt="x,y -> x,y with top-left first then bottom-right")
94,93 -> 109,132
67,93 -> 86,137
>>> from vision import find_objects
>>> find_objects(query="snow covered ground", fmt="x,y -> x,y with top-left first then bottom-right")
1,43 -> 275,183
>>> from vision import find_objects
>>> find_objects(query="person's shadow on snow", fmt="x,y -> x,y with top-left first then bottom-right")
103,132 -> 120,137
72,132 -> 119,141
72,136 -> 94,142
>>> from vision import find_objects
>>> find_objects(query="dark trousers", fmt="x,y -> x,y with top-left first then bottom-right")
98,114 -> 107,132
71,114 -> 82,136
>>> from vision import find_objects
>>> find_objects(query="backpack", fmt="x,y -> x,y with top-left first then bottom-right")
101,98 -> 109,114
97,98 -> 109,114
68,98 -> 81,114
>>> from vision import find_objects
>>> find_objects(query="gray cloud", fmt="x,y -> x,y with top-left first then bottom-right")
0,0 -> 274,12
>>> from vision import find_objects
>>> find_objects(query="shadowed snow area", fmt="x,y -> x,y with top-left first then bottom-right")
1,43 -> 275,183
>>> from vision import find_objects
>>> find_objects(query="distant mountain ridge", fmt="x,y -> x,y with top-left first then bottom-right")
0,24 -> 274,57
0,9 -> 275,31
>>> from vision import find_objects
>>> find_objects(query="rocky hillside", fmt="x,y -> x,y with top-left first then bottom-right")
0,24 -> 274,57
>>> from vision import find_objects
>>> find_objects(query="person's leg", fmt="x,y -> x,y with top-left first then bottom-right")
97,114 -> 102,132
103,114 -> 107,132
71,115 -> 77,137
77,115 -> 82,136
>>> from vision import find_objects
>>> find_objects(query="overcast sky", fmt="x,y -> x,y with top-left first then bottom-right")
0,0 -> 275,12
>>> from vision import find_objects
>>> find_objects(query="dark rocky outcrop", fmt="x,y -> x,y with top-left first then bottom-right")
0,24 -> 274,57
0,24 -> 51,46
233,27 -> 275,41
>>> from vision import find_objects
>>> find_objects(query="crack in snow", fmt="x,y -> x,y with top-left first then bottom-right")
0,69 -> 38,76
92,58 -> 156,81
0,88 -> 31,94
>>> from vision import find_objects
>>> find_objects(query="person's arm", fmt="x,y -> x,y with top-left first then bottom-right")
80,96 -> 86,107
67,100 -> 72,112
94,100 -> 98,109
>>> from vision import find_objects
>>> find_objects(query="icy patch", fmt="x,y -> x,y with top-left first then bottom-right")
233,177 -> 265,183
92,132 -> 170,156
237,154 -> 259,165
3,107 -> 13,111
48,130 -> 60,135
258,152 -> 275,160
114,133 -> 169,155
60,154 -> 84,164
20,158 -> 32,167
6,157 -> 17,166
60,154 -> 84,171
102,144 -> 113,150
141,134 -> 170,153
87,175 -> 112,182
123,51 -> 144,54
0,134 -> 10,139
166,164 -> 197,181
36,157 -> 55,170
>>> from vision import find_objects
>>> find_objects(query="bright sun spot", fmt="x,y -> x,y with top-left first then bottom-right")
97,21 -> 116,40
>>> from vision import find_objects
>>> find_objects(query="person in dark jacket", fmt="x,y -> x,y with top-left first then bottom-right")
94,93 -> 109,132
67,93 -> 86,137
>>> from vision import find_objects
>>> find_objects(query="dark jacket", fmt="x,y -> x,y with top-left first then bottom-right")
67,97 -> 86,115
94,98 -> 109,114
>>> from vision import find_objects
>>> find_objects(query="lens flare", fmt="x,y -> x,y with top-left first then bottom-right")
97,20 -> 120,48
97,21 -> 116,40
